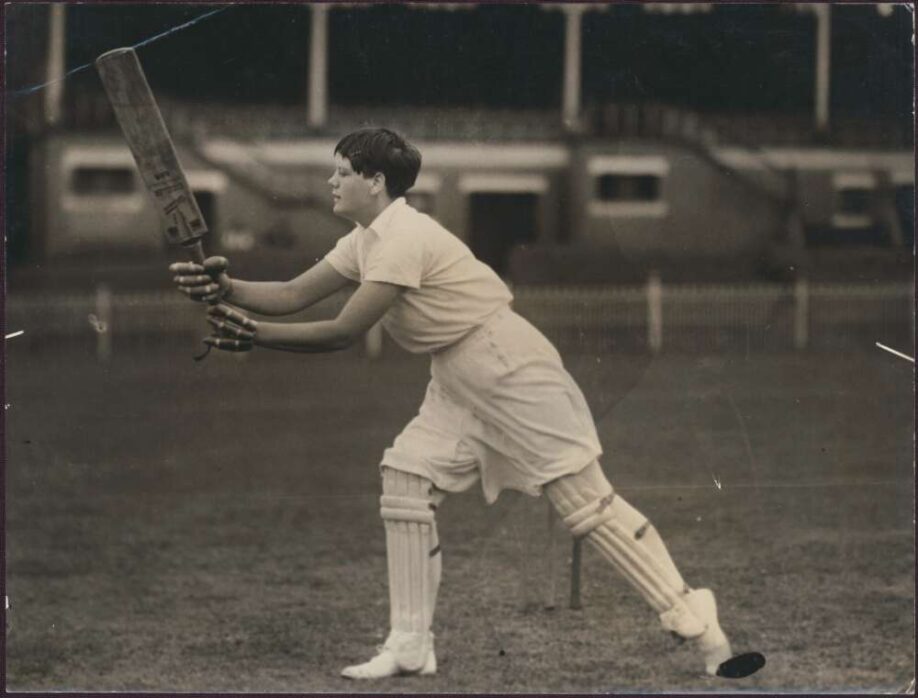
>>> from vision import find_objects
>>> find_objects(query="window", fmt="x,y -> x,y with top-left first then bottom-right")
838,187 -> 872,215
832,173 -> 875,229
596,174 -> 661,202
70,167 -> 135,195
587,155 -> 669,217
807,171 -> 890,246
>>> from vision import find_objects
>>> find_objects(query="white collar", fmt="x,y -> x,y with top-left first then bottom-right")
363,197 -> 406,236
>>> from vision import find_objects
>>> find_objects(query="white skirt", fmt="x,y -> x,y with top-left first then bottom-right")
380,307 -> 602,503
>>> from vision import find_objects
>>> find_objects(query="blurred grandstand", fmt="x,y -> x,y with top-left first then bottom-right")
4,2 -> 914,353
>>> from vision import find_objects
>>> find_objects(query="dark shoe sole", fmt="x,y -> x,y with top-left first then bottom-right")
716,652 -> 766,679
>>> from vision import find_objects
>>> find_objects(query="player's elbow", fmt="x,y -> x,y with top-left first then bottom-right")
328,320 -> 362,351
329,334 -> 357,352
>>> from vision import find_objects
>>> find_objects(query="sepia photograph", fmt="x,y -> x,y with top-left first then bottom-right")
3,1 -> 915,693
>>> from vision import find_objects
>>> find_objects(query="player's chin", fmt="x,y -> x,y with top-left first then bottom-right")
332,201 -> 353,220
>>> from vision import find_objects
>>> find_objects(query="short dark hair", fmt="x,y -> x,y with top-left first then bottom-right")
334,128 -> 422,198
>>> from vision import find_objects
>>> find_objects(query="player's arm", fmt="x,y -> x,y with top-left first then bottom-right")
170,258 -> 353,316
204,281 -> 402,353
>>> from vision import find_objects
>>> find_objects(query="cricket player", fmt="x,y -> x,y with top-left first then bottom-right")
171,128 -> 753,681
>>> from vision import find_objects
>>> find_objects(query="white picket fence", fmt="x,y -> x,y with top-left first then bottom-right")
513,279 -> 913,355
5,280 -> 913,360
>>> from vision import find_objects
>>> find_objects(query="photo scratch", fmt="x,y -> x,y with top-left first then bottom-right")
11,6 -> 230,96
876,342 -> 915,363
87,314 -> 108,334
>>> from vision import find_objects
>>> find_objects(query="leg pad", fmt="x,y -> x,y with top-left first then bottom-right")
379,468 -> 439,672
546,461 -> 706,639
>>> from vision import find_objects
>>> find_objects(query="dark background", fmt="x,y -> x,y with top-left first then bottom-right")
5,3 -> 914,114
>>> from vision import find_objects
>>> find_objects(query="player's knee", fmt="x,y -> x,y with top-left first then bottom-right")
380,467 -> 437,526
545,460 -> 611,503
545,461 -> 617,538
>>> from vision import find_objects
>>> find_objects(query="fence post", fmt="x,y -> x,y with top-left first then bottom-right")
570,537 -> 583,610
365,321 -> 383,360
543,498 -> 558,610
647,271 -> 663,355
794,277 -> 809,350
95,284 -> 112,362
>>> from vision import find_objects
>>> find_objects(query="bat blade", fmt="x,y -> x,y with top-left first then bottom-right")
95,47 -> 207,254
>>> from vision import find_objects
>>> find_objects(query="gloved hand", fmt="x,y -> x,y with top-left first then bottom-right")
169,256 -> 233,303
204,304 -> 258,352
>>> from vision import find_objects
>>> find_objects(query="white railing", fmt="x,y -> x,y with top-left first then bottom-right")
5,281 -> 912,360
513,279 -> 912,355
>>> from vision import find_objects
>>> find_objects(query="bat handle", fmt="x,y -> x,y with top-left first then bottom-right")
184,238 -> 220,305
186,239 -> 207,265
184,238 -> 217,362
185,239 -> 218,303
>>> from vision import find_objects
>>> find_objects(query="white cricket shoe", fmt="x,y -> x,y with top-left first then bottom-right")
684,588 -> 732,676
341,633 -> 436,679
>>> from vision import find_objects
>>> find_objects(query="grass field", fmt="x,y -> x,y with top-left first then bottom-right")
5,340 -> 914,693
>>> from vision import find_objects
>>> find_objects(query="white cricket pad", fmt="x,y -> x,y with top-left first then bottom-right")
545,461 -> 706,639
379,468 -> 440,672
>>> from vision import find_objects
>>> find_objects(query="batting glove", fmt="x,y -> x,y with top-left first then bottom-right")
170,256 -> 233,303
204,304 -> 258,352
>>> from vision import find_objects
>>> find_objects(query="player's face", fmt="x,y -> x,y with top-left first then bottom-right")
328,154 -> 375,221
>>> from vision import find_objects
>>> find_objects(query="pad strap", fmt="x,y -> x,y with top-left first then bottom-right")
380,495 -> 435,525
563,491 -> 616,538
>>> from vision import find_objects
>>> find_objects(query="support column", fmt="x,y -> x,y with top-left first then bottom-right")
647,271 -> 663,355
308,3 -> 329,129
561,4 -> 586,132
814,4 -> 831,134
45,3 -> 66,127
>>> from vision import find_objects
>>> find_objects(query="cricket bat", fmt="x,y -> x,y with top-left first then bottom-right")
95,47 -> 208,264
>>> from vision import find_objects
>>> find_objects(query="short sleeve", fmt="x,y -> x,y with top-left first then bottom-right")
363,232 -> 424,289
324,229 -> 361,282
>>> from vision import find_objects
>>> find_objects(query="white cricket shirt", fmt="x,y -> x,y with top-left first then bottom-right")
324,197 -> 513,353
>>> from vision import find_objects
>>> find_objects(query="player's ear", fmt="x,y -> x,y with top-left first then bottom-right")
370,172 -> 387,196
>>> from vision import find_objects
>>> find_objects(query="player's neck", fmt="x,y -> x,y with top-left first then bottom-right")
353,194 -> 395,229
